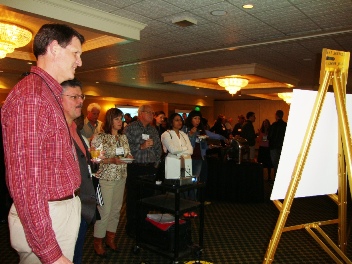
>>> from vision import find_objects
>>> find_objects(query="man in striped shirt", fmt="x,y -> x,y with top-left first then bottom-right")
1,24 -> 85,264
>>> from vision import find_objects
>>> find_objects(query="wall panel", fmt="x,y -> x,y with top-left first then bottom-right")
214,100 -> 290,132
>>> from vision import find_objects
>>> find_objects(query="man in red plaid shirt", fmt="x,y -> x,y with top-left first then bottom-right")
1,24 -> 85,264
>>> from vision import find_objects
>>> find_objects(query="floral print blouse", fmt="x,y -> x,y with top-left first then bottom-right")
91,133 -> 131,181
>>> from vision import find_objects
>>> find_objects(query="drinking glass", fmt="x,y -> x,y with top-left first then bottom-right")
90,149 -> 101,160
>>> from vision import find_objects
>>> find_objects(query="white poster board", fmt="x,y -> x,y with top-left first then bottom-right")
271,89 -> 342,200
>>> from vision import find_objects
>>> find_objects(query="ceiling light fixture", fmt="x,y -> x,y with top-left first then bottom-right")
243,4 -> 254,9
278,92 -> 293,104
217,77 -> 249,95
0,22 -> 32,59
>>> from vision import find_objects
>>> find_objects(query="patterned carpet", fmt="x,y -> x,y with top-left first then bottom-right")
1,180 -> 352,263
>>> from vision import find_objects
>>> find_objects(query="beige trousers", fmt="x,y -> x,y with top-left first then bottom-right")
94,178 -> 126,238
8,196 -> 81,264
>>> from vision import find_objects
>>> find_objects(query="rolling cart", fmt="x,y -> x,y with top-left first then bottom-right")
133,176 -> 205,264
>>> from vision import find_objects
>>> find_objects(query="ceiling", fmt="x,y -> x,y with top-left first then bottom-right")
0,0 -> 352,102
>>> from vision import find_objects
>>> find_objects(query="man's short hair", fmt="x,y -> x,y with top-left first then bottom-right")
124,113 -> 131,118
33,24 -> 85,59
61,79 -> 82,92
276,110 -> 284,119
246,112 -> 255,119
87,103 -> 101,112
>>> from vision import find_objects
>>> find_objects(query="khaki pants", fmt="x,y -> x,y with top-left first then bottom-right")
94,178 -> 126,238
8,196 -> 81,264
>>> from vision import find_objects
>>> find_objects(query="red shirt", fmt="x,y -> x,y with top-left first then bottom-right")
1,66 -> 81,264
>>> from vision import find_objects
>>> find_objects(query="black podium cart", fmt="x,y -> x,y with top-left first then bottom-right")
134,177 -> 205,263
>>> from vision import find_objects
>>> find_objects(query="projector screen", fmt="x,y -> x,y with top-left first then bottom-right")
115,105 -> 138,120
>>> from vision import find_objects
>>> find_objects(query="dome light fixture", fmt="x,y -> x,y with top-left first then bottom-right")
0,22 -> 32,59
278,92 -> 293,104
243,4 -> 254,9
217,77 -> 249,95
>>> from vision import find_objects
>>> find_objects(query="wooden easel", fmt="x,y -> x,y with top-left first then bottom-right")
263,48 -> 351,264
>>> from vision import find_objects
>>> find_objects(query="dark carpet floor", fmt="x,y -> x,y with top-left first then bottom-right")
1,178 -> 352,263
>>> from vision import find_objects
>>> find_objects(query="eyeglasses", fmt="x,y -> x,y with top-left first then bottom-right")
143,111 -> 154,115
61,94 -> 85,100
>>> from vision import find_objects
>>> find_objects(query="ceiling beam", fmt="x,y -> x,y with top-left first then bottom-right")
0,0 -> 146,40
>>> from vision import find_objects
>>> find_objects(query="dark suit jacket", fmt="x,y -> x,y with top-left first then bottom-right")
241,120 -> 256,146
268,119 -> 287,150
73,133 -> 98,224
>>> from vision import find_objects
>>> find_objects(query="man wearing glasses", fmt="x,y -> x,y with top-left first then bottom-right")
124,104 -> 162,237
61,79 -> 98,264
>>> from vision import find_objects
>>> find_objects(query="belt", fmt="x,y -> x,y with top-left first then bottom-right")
49,188 -> 80,202
133,163 -> 154,167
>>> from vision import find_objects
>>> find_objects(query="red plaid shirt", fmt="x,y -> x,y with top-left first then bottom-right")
1,66 -> 81,264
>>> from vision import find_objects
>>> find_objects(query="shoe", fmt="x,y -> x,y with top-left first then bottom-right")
106,231 -> 119,252
93,237 -> 107,258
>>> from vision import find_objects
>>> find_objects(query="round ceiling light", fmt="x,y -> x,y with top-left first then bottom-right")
243,4 -> 254,9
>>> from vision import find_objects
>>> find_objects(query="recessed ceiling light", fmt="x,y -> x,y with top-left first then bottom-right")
196,87 -> 199,89
243,4 -> 254,9
211,10 -> 227,16
205,96 -> 208,97
96,81 -> 99,84
27,62 -> 32,64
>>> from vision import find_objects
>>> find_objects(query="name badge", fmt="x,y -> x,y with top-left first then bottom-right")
142,134 -> 149,140
116,147 -> 124,156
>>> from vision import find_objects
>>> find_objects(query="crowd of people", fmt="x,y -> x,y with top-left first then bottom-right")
0,23 -> 288,264
212,111 -> 287,181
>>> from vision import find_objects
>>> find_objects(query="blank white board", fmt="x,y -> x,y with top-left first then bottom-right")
271,89 -> 341,200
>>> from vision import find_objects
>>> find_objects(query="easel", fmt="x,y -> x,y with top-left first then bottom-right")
263,48 -> 351,263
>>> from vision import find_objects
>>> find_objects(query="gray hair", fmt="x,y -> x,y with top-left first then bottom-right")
138,104 -> 152,116
87,103 -> 101,112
